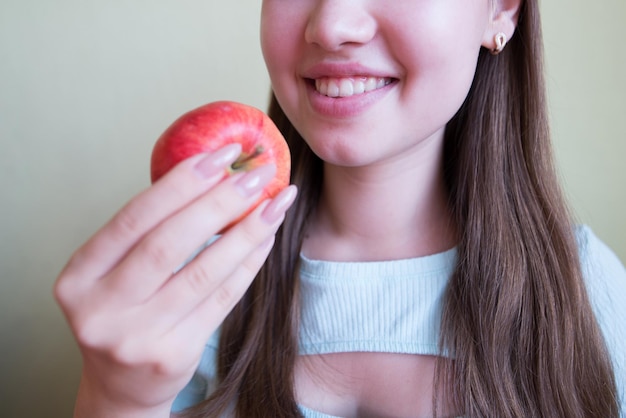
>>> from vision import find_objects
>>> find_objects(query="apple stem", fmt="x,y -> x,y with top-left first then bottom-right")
231,145 -> 265,170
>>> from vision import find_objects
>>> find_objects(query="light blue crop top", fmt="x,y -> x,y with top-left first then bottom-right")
173,225 -> 626,417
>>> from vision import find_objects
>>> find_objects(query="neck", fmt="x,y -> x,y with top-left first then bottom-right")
303,135 -> 457,262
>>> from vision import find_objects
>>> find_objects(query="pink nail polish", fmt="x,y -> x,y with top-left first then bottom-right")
235,164 -> 277,197
261,185 -> 298,224
193,144 -> 242,179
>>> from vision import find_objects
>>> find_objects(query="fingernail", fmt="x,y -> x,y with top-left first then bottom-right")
235,164 -> 277,197
193,144 -> 242,180
261,185 -> 298,224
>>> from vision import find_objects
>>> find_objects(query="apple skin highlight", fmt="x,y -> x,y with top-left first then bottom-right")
151,101 -> 291,226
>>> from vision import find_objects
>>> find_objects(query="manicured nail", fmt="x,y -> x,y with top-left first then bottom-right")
193,144 -> 242,179
261,185 -> 298,224
235,164 -> 277,197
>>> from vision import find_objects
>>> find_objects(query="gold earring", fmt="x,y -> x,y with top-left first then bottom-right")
491,32 -> 507,55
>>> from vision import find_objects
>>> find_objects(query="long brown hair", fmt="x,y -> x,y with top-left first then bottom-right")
436,1 -> 618,416
183,0 -> 618,416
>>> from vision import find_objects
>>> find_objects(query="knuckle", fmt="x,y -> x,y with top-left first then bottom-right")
112,342 -> 184,378
203,189 -> 249,229
149,354 -> 181,378
159,175 -> 191,202
54,253 -> 91,308
53,276 -> 75,308
239,221 -> 262,246
111,206 -> 145,240
213,284 -> 237,311
232,214 -> 269,249
139,238 -> 173,273
204,195 -> 233,221
110,339 -> 141,367
73,316 -> 167,373
240,253 -> 264,278
73,315 -> 107,350
185,263 -> 215,294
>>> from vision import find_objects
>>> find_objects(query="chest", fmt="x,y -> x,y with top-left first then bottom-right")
295,352 -> 453,418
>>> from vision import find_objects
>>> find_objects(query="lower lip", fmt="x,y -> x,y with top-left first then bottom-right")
304,79 -> 395,118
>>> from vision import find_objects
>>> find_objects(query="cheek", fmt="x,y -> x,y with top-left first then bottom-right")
396,12 -> 486,118
260,11 -> 283,79
406,50 -> 480,135
260,1 -> 306,75
260,5 -> 302,103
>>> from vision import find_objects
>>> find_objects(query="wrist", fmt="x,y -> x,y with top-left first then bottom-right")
74,375 -> 174,418
74,396 -> 173,418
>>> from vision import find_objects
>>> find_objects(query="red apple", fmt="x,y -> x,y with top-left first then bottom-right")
150,101 -> 291,229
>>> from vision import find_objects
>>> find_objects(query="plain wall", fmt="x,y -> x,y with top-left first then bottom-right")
1,1 -> 624,417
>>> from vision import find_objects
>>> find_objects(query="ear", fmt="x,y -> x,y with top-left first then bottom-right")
482,0 -> 522,52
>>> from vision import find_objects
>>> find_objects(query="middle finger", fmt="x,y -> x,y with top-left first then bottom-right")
101,164 -> 277,303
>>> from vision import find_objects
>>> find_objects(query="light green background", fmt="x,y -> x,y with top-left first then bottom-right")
1,2 -> 624,417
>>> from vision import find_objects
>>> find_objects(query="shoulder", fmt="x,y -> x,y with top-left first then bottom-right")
574,225 -> 626,406
574,225 -> 626,313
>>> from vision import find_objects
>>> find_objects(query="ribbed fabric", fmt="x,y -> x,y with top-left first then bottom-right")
298,248 -> 457,357
173,225 -> 626,417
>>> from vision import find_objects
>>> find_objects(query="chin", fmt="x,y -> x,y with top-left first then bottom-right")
307,140 -> 381,168
295,120 -> 373,162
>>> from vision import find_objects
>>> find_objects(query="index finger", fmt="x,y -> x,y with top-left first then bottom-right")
60,144 -> 242,283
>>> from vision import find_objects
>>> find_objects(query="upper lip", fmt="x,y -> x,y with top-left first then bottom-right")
302,62 -> 395,80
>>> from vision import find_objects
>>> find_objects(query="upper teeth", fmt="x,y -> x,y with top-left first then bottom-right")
315,77 -> 391,98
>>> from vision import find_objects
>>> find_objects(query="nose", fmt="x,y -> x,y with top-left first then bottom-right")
304,0 -> 377,51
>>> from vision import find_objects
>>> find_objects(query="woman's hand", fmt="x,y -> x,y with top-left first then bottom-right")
54,144 -> 297,417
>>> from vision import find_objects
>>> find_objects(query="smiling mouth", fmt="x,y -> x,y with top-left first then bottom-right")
312,76 -> 394,98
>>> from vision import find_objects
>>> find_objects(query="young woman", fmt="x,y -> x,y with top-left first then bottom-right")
55,0 -> 625,417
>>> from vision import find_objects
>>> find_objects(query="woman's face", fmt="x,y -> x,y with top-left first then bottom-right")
261,0 -> 495,168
